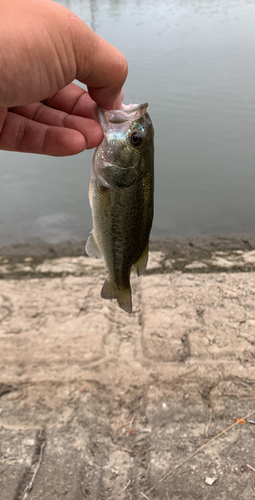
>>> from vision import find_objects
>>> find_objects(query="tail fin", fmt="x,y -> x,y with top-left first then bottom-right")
101,279 -> 132,314
117,286 -> 132,314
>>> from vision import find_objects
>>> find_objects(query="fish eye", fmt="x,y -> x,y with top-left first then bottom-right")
130,131 -> 143,147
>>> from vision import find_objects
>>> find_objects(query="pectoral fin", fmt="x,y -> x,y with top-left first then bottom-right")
101,279 -> 132,314
85,232 -> 102,259
134,244 -> 149,276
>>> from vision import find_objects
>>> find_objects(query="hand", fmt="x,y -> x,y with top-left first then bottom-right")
0,0 -> 128,156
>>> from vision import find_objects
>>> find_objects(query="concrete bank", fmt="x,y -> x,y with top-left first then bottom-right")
0,237 -> 255,500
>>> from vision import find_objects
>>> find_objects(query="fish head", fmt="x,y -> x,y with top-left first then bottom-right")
93,103 -> 154,188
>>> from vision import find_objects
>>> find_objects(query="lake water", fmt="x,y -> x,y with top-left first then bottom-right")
1,0 -> 255,247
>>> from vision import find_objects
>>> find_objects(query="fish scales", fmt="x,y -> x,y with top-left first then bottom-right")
92,173 -> 153,284
86,103 -> 154,313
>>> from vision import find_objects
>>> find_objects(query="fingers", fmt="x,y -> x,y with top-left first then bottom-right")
0,109 -> 103,156
43,83 -> 99,120
10,93 -> 104,149
2,84 -> 105,156
12,89 -> 97,128
0,0 -> 128,159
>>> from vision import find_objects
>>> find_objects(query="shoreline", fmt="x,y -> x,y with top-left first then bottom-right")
0,234 -> 255,279
0,233 -> 255,258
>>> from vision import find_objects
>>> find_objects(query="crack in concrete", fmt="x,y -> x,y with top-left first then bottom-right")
14,429 -> 46,500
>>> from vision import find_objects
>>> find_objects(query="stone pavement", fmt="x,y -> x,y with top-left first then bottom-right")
0,244 -> 255,499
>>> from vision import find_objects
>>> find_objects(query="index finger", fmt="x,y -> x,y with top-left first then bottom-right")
43,83 -> 99,120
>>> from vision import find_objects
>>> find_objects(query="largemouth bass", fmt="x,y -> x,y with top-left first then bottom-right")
86,103 -> 154,314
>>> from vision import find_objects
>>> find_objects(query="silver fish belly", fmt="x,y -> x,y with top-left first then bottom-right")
86,103 -> 154,313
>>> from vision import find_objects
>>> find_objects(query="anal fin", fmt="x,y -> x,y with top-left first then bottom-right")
134,244 -> 149,277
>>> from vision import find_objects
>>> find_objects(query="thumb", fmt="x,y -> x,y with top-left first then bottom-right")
72,20 -> 128,109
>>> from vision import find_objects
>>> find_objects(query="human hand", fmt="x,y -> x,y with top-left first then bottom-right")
0,0 -> 128,156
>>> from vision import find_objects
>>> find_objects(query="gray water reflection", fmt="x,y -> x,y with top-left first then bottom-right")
1,0 -> 255,246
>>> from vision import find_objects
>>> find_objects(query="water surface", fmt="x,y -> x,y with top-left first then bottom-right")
1,0 -> 255,246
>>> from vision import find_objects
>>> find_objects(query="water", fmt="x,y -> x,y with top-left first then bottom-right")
1,0 -> 255,247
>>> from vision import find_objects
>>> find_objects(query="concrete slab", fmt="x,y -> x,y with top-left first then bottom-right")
0,245 -> 255,499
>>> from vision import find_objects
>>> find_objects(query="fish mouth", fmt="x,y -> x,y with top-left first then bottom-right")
120,102 -> 148,113
98,103 -> 149,129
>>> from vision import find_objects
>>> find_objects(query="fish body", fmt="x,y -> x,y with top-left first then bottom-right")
86,103 -> 154,313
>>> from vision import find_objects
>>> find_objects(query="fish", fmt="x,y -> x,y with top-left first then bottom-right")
85,102 -> 154,314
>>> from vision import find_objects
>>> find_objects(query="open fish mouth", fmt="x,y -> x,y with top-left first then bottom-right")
120,102 -> 148,112
98,103 -> 149,127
